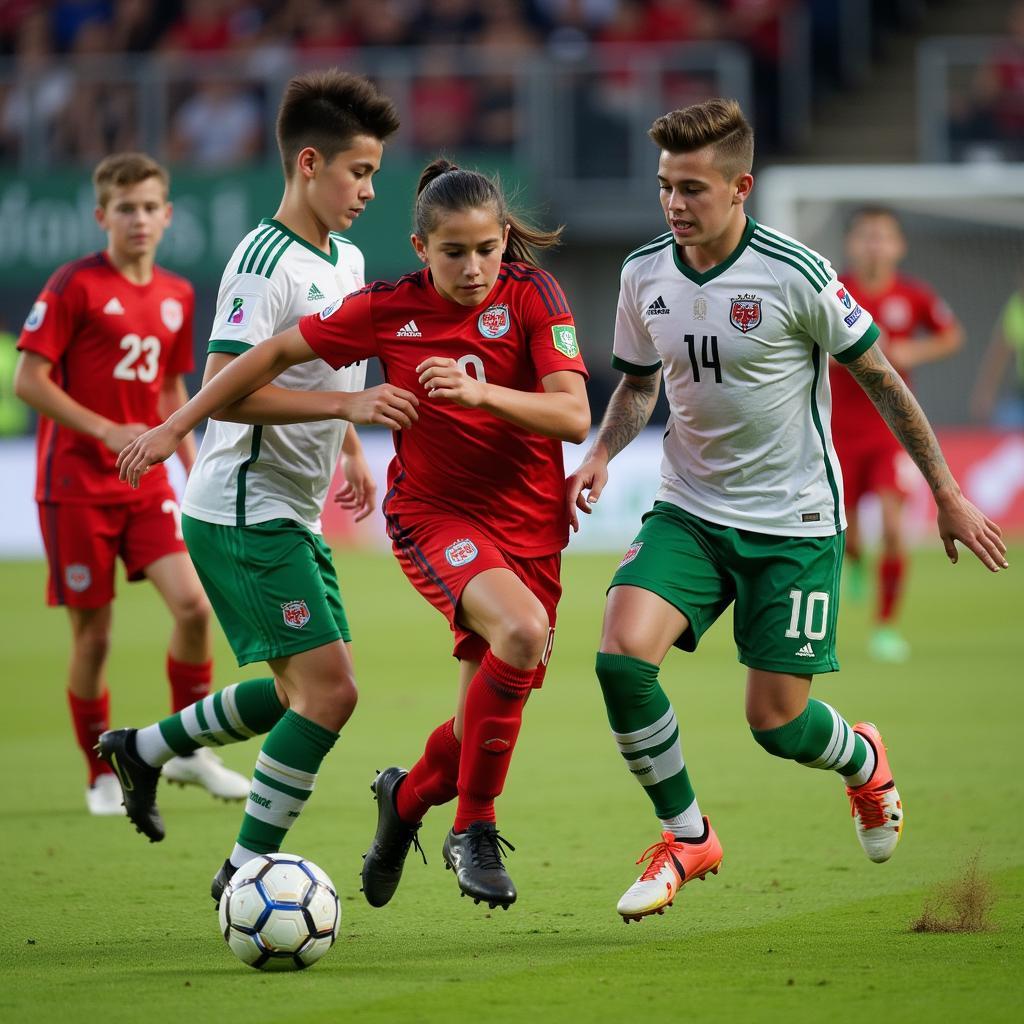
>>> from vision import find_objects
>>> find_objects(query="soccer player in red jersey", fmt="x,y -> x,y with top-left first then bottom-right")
830,208 -> 963,662
117,159 -> 591,910
14,153 -> 247,814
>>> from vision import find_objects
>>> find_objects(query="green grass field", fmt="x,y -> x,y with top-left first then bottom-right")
2,548 -> 1021,1023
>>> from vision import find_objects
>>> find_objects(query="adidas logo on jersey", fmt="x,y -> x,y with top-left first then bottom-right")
103,297 -> 125,315
646,295 -> 670,315
307,283 -> 325,301
795,642 -> 815,658
396,320 -> 422,337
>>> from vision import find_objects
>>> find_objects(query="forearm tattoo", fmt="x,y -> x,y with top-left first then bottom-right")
596,371 -> 661,461
845,346 -> 955,495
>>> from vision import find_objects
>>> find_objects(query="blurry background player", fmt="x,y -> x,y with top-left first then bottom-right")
13,153 -> 247,814
115,159 -> 591,912
97,72 -> 412,906
830,207 -> 964,663
971,276 -> 1024,430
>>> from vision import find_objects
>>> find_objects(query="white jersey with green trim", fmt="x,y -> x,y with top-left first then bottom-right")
183,218 -> 368,531
612,216 -> 880,537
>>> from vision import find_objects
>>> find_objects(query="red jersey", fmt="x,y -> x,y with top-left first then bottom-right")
17,252 -> 195,503
830,272 -> 954,448
300,263 -> 588,557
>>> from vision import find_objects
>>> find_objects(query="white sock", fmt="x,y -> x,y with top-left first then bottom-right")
134,724 -> 175,767
843,739 -> 877,789
229,844 -> 261,871
660,797 -> 705,840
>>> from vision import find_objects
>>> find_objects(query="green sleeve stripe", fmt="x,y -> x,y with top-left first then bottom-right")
265,238 -> 292,279
237,226 -> 274,274
208,339 -> 252,355
833,322 -> 880,364
749,241 -> 826,293
622,236 -> 674,269
752,230 -> 829,289
755,226 -> 829,274
612,354 -> 662,376
243,229 -> 282,275
255,233 -> 288,277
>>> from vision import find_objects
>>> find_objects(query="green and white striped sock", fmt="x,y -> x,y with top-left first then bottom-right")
134,678 -> 284,766
231,709 -> 338,868
751,699 -> 874,783
596,652 -> 702,834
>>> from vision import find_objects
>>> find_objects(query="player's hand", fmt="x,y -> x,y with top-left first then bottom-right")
416,357 -> 486,408
116,423 -> 182,488
100,421 -> 148,455
343,385 -> 419,430
334,450 -> 378,523
566,454 -> 609,533
935,490 -> 1008,572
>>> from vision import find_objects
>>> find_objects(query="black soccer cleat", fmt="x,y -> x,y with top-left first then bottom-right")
360,767 -> 426,908
442,822 -> 517,910
95,728 -> 164,842
211,858 -> 235,906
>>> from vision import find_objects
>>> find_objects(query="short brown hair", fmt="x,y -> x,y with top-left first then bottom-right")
93,152 -> 169,208
276,69 -> 400,176
649,98 -> 754,179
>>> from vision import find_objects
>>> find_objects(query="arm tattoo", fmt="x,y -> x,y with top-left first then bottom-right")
595,371 -> 661,461
844,345 -> 955,495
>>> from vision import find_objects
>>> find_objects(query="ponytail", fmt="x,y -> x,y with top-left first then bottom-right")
413,159 -> 562,268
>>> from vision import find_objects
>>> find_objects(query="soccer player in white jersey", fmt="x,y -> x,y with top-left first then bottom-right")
98,70 -> 419,902
567,99 -> 1007,923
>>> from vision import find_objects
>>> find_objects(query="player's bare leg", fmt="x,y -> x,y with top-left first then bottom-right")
869,490 -> 910,662
145,553 -> 247,799
597,586 -> 722,922
66,604 -> 123,814
746,669 -> 902,862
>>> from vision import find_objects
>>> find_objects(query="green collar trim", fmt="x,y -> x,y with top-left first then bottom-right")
260,218 -> 338,266
672,215 -> 756,286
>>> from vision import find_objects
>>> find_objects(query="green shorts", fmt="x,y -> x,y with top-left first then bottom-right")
610,502 -> 844,675
182,514 -> 350,667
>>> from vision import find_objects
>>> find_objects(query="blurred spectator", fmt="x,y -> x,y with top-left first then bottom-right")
473,0 -> 540,151
347,0 -> 414,48
951,1 -> 1024,161
410,48 -> 476,151
107,0 -> 166,52
0,8 -> 72,162
161,0 -> 234,54
971,280 -> 1024,429
169,79 -> 263,167
412,0 -> 484,47
49,0 -> 111,51
51,18 -> 139,162
290,0 -> 359,54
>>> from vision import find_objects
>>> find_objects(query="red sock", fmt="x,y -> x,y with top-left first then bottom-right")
395,717 -> 461,824
454,652 -> 534,832
877,555 -> 906,623
68,689 -> 110,784
167,655 -> 212,713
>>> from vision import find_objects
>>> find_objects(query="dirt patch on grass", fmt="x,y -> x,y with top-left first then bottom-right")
912,852 -> 995,933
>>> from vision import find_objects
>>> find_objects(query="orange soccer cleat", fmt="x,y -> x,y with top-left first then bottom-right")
616,818 -> 722,922
846,722 -> 903,863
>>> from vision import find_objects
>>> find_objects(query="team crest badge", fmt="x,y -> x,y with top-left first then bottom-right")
835,287 -> 853,309
161,298 -> 184,332
552,324 -> 579,357
618,542 -> 643,568
445,538 -> 479,567
65,563 -> 91,592
478,304 -> 511,339
281,600 -> 311,629
24,300 -> 47,332
729,294 -> 762,333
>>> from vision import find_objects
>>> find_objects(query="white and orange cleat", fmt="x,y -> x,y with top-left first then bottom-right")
616,817 -> 722,923
846,722 -> 903,863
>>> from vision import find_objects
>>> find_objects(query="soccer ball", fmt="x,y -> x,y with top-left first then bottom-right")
218,853 -> 340,971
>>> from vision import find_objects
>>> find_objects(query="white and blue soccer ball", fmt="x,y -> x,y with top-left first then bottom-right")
218,853 -> 340,971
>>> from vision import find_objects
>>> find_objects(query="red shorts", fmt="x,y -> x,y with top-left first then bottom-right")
837,436 -> 916,510
38,484 -> 186,608
388,512 -> 562,687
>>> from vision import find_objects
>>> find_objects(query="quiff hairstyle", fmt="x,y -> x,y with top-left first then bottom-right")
649,98 -> 754,180
93,152 -> 169,208
276,69 -> 400,176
